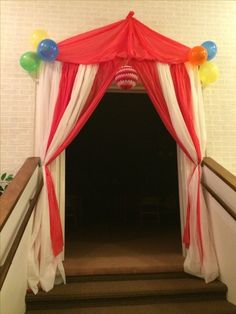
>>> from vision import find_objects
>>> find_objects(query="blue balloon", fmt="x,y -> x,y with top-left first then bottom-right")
201,41 -> 217,60
37,39 -> 59,62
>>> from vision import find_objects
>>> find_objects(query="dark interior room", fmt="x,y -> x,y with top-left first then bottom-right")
64,92 -> 183,276
66,92 -> 180,227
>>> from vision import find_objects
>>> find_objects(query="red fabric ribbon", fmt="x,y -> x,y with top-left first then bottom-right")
45,165 -> 64,256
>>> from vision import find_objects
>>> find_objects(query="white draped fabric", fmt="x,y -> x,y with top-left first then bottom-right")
184,65 -> 218,282
157,62 -> 218,282
45,64 -> 99,162
157,63 -> 198,163
185,64 -> 207,153
29,62 -> 98,293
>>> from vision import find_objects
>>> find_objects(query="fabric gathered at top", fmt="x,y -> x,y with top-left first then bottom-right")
57,13 -> 190,64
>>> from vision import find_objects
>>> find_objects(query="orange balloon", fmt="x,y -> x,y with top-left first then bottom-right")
188,46 -> 208,65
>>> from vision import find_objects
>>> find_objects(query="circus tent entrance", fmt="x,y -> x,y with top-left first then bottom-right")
31,11 -> 218,293
64,91 -> 183,276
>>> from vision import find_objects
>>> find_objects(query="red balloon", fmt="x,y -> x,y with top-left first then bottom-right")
188,46 -> 208,65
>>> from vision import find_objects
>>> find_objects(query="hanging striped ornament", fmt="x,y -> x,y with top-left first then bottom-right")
115,65 -> 139,90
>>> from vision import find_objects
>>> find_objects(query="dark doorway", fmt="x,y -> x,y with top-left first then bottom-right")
65,92 -> 183,276
66,92 -> 180,227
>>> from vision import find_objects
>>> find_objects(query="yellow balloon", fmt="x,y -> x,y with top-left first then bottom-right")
30,29 -> 49,50
199,61 -> 219,86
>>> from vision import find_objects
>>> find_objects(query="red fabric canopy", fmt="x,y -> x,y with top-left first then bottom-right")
57,11 -> 190,64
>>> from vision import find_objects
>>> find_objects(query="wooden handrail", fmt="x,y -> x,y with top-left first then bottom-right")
202,157 -> 236,192
0,175 -> 43,290
201,181 -> 236,221
201,157 -> 236,221
0,157 -> 40,231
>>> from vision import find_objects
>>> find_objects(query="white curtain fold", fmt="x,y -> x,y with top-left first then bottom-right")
156,63 -> 198,163
29,62 -> 62,293
184,64 -> 218,282
185,63 -> 207,153
45,64 -> 98,162
34,62 -> 62,157
28,62 -> 98,293
157,62 -> 218,283
177,144 -> 193,254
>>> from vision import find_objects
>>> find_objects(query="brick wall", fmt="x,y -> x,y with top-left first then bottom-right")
1,0 -> 236,174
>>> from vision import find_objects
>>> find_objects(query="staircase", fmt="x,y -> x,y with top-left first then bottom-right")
26,272 -> 236,314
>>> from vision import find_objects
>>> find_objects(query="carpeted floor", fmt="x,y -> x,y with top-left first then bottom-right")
27,300 -> 236,314
64,223 -> 184,276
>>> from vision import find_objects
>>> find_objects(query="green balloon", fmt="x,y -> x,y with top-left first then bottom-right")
20,51 -> 41,72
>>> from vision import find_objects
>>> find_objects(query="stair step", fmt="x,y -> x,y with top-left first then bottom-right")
26,299 -> 236,314
66,271 -> 191,282
26,277 -> 227,310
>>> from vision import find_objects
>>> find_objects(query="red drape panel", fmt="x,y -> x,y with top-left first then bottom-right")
170,64 -> 203,257
45,165 -> 63,256
57,13 -> 190,64
46,60 -> 121,165
43,63 -> 79,256
132,60 -> 192,161
170,64 -> 201,161
45,60 -> 121,255
133,60 -> 203,257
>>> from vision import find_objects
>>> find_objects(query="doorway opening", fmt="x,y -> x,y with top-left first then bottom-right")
64,92 -> 183,276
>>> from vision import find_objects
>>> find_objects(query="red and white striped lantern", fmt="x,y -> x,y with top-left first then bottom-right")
115,65 -> 139,90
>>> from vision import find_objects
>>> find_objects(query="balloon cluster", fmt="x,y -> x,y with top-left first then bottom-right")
188,41 -> 219,87
20,30 -> 59,73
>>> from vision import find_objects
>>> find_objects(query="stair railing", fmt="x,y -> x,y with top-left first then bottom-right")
0,157 -> 43,314
201,157 -> 236,221
201,157 -> 236,305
